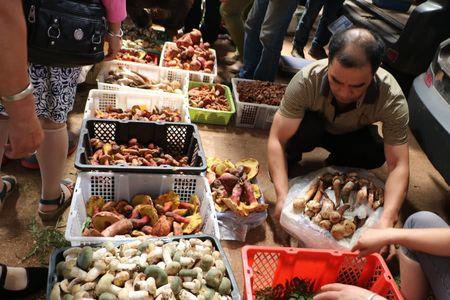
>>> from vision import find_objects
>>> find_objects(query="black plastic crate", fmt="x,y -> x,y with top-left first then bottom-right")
75,119 -> 206,174
46,234 -> 241,299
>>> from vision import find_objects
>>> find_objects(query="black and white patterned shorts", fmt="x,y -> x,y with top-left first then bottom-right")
0,64 -> 81,123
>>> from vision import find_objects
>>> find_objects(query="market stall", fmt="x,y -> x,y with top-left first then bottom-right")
43,24 -> 403,300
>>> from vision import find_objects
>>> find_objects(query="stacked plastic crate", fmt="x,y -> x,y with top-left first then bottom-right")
67,59 -> 221,247
49,29 -> 242,298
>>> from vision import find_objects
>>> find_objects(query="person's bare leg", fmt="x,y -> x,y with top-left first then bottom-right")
398,249 -> 429,300
1,266 -> 27,290
36,118 -> 68,212
0,263 -> 48,296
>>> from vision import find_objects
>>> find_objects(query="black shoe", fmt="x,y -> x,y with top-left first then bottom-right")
308,46 -> 328,60
291,47 -> 305,58
0,264 -> 48,298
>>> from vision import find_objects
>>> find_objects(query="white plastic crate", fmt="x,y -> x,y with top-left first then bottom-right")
96,60 -> 189,96
65,172 -> 220,246
83,89 -> 191,123
231,78 -> 284,130
160,42 -> 217,83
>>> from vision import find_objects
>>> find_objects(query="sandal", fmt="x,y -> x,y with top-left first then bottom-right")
0,175 -> 18,211
38,179 -> 74,222
0,263 -> 48,298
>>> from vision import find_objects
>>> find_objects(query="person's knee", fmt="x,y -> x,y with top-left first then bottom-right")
244,5 -> 264,33
259,29 -> 282,53
286,112 -> 324,155
39,118 -> 66,130
404,211 -> 446,229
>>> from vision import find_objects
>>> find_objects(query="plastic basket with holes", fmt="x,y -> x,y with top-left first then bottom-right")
232,78 -> 285,130
96,60 -> 189,96
75,119 -> 207,174
188,81 -> 236,125
160,42 -> 217,83
65,172 -> 221,246
242,246 -> 403,300
83,89 -> 191,123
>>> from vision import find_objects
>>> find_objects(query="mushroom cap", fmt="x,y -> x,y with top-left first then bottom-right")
86,196 -> 105,217
235,158 -> 259,180
92,211 -> 122,231
137,204 -> 158,226
131,194 -> 153,207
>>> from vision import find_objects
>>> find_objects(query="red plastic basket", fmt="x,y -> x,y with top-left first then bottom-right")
242,246 -> 403,300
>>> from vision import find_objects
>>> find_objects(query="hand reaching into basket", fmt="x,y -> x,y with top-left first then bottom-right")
314,283 -> 386,300
353,226 -> 397,261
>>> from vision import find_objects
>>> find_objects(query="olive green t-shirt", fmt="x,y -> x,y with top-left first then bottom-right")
279,59 -> 409,145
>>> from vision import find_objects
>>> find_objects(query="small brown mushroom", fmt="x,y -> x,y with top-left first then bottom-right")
331,223 -> 346,240
319,220 -> 332,231
342,219 -> 356,237
319,197 -> 335,220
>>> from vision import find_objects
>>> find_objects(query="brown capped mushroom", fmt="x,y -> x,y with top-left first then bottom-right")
92,211 -> 122,232
342,219 -> 356,237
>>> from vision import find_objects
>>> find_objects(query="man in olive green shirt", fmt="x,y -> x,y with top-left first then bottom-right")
268,28 -> 409,255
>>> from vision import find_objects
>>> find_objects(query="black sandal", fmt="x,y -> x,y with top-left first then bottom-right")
0,263 -> 48,298
38,179 -> 74,222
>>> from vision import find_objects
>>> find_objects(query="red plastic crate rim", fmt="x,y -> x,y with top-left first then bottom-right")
242,246 -> 403,300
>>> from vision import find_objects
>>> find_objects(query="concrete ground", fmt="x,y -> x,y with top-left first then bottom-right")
0,36 -> 449,300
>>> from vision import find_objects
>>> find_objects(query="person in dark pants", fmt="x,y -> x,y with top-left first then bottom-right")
268,28 -> 410,259
285,111 -> 385,169
292,0 -> 345,59
184,0 -> 221,44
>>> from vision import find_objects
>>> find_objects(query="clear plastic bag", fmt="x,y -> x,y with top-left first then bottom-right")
215,178 -> 268,241
218,213 -> 266,241
218,218 -> 249,242
280,166 -> 384,250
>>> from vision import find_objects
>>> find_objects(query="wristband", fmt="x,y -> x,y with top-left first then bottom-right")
0,82 -> 34,103
368,293 -> 377,300
107,28 -> 123,38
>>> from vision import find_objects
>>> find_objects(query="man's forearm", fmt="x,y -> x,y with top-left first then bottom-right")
268,138 -> 289,202
388,227 -> 450,257
382,163 -> 409,226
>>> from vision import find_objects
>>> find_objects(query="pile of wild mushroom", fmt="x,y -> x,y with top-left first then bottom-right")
104,66 -> 183,94
292,172 -> 384,240
50,238 -> 233,299
82,192 -> 203,238
94,105 -> 182,123
206,157 -> 268,217
162,30 -> 215,73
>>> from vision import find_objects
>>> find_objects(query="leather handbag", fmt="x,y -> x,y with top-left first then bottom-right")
23,0 -> 107,67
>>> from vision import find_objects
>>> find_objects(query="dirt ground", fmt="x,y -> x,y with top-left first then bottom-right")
0,35 -> 449,299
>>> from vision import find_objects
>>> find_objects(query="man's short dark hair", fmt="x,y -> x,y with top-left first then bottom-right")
328,27 -> 385,73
